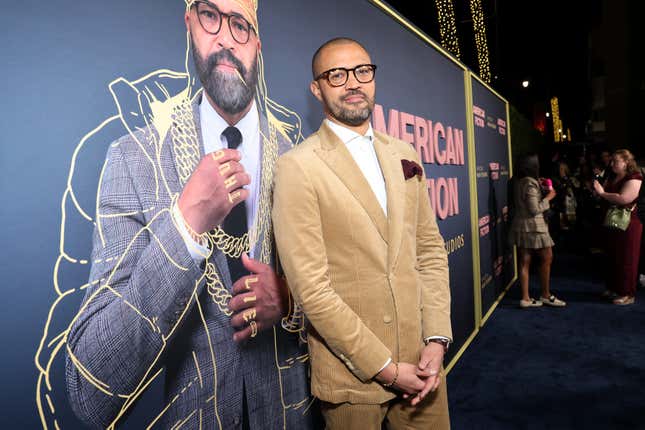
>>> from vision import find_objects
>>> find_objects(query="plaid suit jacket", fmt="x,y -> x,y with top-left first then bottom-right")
65,96 -> 313,429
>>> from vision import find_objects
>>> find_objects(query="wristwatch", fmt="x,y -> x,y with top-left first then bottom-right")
424,338 -> 450,352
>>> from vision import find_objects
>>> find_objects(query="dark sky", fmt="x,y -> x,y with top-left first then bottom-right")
385,0 -> 599,139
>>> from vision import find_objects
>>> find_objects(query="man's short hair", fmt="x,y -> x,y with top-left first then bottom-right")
311,37 -> 368,78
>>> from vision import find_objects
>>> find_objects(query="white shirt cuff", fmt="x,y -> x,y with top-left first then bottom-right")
377,357 -> 392,374
424,336 -> 452,344
172,203 -> 209,262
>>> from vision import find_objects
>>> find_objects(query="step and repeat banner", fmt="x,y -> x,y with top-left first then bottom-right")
471,76 -> 516,319
1,0 -> 511,428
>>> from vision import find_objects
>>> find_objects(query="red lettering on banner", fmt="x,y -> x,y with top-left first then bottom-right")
387,108 -> 400,139
454,128 -> 464,165
372,104 -> 386,134
426,120 -> 435,163
400,111 -> 415,144
433,123 -> 447,165
446,128 -> 456,164
473,105 -> 485,118
372,105 -> 400,139
426,177 -> 459,220
448,177 -> 459,215
373,104 -> 464,166
414,116 -> 431,163
436,178 -> 449,219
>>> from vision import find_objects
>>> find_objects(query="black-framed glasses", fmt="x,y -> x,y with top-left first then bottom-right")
315,64 -> 377,87
192,0 -> 256,45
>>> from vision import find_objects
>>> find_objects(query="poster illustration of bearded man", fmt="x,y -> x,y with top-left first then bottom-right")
35,1 -> 313,428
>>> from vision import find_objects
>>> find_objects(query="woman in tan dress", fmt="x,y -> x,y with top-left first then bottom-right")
510,154 -> 566,308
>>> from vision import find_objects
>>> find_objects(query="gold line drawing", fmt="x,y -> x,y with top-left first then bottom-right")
35,1 -> 309,428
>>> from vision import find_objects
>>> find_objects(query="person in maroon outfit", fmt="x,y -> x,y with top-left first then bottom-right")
593,149 -> 643,305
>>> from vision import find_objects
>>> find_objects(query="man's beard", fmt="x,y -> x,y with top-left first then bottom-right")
327,90 -> 374,126
192,40 -> 258,115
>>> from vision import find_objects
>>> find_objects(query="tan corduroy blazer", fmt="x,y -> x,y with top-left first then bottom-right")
272,121 -> 451,405
511,177 -> 550,233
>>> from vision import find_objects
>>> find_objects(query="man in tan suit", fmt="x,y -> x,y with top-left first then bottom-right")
272,38 -> 452,429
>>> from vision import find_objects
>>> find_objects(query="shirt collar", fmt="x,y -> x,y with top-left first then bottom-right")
200,95 -> 259,149
325,119 -> 374,145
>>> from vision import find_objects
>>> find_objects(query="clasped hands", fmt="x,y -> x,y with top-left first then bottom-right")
376,342 -> 445,406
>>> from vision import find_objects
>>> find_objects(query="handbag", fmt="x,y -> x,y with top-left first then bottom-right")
603,206 -> 633,231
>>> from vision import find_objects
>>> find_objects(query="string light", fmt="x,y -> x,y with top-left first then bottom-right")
435,0 -> 461,58
550,97 -> 563,142
470,0 -> 491,83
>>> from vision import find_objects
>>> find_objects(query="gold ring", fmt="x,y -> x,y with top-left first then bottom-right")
224,176 -> 237,189
219,161 -> 231,175
243,295 -> 257,304
243,308 -> 257,323
211,150 -> 225,161
249,320 -> 258,338
244,276 -> 258,290
228,190 -> 241,204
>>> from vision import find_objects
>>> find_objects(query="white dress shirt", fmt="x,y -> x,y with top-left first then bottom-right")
325,119 -> 387,215
173,97 -> 261,261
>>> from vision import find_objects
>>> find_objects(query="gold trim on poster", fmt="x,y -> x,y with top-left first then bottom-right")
445,327 -> 479,374
465,71 -> 483,329
471,72 -> 509,105
368,0 -> 467,71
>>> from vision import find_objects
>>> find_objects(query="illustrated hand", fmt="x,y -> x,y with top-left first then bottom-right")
178,149 -> 250,234
228,253 -> 289,342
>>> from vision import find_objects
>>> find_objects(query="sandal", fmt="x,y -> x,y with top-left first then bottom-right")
520,298 -> 543,308
540,295 -> 566,307
612,296 -> 635,305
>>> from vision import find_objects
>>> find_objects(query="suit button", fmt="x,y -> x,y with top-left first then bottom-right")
383,315 -> 392,324
234,416 -> 241,426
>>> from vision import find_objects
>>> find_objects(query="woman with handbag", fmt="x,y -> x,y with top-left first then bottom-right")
593,149 -> 643,305
510,154 -> 566,308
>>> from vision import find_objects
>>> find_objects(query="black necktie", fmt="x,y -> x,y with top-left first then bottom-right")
221,126 -> 247,283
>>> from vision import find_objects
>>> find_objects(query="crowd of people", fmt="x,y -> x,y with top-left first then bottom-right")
510,148 -> 644,307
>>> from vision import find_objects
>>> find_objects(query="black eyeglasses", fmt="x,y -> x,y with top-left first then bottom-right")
315,64 -> 377,87
192,0 -> 256,45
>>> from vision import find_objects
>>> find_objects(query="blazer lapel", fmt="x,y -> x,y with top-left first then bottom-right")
314,122 -> 388,243
373,135 -> 406,271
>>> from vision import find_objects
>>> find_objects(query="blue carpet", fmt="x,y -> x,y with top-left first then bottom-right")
447,252 -> 645,430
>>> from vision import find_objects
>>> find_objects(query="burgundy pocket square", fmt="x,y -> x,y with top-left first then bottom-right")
401,159 -> 423,180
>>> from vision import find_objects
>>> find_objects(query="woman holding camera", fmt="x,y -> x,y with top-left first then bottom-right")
593,149 -> 643,305
510,154 -> 566,308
